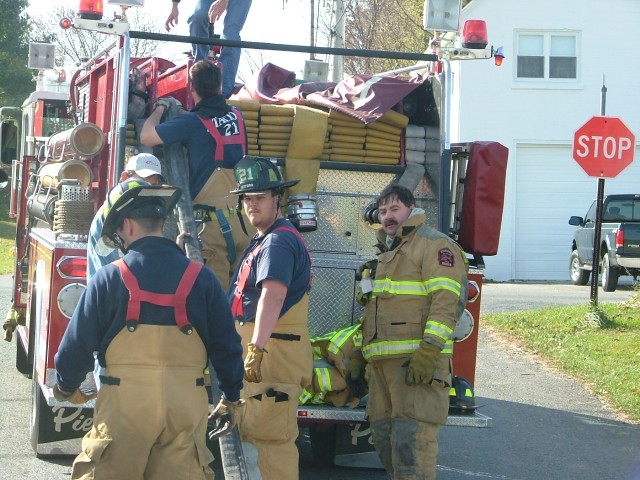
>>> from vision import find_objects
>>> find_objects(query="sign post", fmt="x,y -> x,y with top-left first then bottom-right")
572,86 -> 635,306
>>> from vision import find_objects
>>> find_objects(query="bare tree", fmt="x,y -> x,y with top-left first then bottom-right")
29,6 -> 160,66
342,0 -> 474,76
343,0 -> 428,75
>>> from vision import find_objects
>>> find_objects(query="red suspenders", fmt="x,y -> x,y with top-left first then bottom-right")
197,106 -> 247,161
115,259 -> 203,335
230,226 -> 311,321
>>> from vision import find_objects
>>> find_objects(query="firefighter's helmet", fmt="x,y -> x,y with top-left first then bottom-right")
229,156 -> 299,195
101,178 -> 181,248
448,376 -> 479,414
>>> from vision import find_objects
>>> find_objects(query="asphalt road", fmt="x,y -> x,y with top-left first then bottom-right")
1,277 -> 639,479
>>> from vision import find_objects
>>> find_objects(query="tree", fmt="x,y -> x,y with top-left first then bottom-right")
343,0 -> 428,75
0,0 -> 36,107
343,0 -> 474,75
29,6 -> 160,67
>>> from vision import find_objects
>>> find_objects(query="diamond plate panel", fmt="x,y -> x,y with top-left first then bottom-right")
308,265 -> 360,337
317,169 -> 397,196
304,196 -> 359,254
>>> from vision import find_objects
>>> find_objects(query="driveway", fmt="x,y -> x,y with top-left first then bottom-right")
480,280 -> 636,313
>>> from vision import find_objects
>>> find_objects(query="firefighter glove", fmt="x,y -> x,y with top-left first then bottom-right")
208,397 -> 245,440
356,260 -> 377,305
53,384 -> 97,404
244,343 -> 267,383
154,97 -> 183,112
403,341 -> 440,386
345,350 -> 368,399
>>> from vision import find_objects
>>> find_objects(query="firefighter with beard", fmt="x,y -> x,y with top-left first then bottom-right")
351,184 -> 468,480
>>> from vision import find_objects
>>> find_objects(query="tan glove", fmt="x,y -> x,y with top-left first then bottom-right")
356,260 -> 377,305
244,343 -> 267,383
53,384 -> 97,404
208,397 -> 245,440
154,97 -> 183,112
404,341 -> 440,386
345,349 -> 367,399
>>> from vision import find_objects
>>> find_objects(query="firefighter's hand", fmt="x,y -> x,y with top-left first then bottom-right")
345,350 -> 367,398
53,384 -> 97,404
356,259 -> 377,305
154,97 -> 183,112
244,343 -> 267,383
208,397 -> 245,440
404,342 -> 440,386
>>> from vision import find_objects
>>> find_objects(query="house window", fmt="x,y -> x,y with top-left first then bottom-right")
517,32 -> 577,80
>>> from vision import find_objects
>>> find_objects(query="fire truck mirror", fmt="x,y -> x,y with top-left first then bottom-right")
1,122 -> 18,165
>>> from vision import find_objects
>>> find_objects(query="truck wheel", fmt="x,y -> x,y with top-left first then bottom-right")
16,336 -> 32,377
601,253 -> 619,292
309,425 -> 336,466
569,251 -> 590,285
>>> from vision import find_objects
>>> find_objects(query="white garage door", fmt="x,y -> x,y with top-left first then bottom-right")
514,143 -> 640,280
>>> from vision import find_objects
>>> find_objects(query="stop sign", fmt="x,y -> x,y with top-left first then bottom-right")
573,116 -> 636,178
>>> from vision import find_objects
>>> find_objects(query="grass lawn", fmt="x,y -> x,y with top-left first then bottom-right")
0,188 -> 16,275
482,297 -> 640,423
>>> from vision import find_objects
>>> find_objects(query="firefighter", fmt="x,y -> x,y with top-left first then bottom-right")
352,184 -> 468,480
86,152 -> 164,281
217,155 -> 313,480
141,59 -> 254,291
53,180 -> 244,479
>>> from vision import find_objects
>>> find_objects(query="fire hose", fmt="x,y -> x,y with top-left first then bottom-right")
159,99 -> 250,479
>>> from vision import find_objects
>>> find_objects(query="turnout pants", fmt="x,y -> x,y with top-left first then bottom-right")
367,357 -> 448,480
236,295 -> 313,480
71,326 -> 213,480
194,168 -> 254,291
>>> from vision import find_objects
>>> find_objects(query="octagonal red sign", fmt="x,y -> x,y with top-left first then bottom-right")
573,116 -> 635,178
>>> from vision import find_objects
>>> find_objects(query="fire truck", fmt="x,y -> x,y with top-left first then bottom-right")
0,0 -> 508,467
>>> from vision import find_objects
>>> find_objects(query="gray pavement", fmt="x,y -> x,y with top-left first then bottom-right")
1,278 -> 639,479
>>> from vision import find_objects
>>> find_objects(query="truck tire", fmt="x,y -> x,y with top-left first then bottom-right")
601,253 -> 619,292
569,251 -> 590,286
16,337 -> 31,378
309,425 -> 336,466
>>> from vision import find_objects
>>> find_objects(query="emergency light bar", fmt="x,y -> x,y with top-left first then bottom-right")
77,0 -> 103,20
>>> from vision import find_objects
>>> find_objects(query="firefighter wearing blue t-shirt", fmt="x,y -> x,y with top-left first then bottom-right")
222,156 -> 313,480
141,60 -> 254,290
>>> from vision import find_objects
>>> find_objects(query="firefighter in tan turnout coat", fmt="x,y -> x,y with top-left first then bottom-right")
354,184 -> 468,480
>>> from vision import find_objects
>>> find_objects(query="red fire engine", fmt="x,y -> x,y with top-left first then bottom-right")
0,0 -> 507,467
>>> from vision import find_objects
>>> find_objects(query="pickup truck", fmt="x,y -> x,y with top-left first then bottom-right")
568,194 -> 640,292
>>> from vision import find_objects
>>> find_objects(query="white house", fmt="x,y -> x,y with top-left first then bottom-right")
451,0 -> 640,282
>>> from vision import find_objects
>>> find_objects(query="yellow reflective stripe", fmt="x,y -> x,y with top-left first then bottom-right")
363,339 -> 453,359
312,346 -> 323,360
311,392 -> 326,404
353,331 -> 363,348
362,340 -> 420,359
327,323 -> 361,355
310,332 -> 334,343
424,320 -> 454,343
449,387 -> 456,396
465,388 -> 473,398
373,276 -> 461,297
299,388 -> 313,404
314,368 -> 333,393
